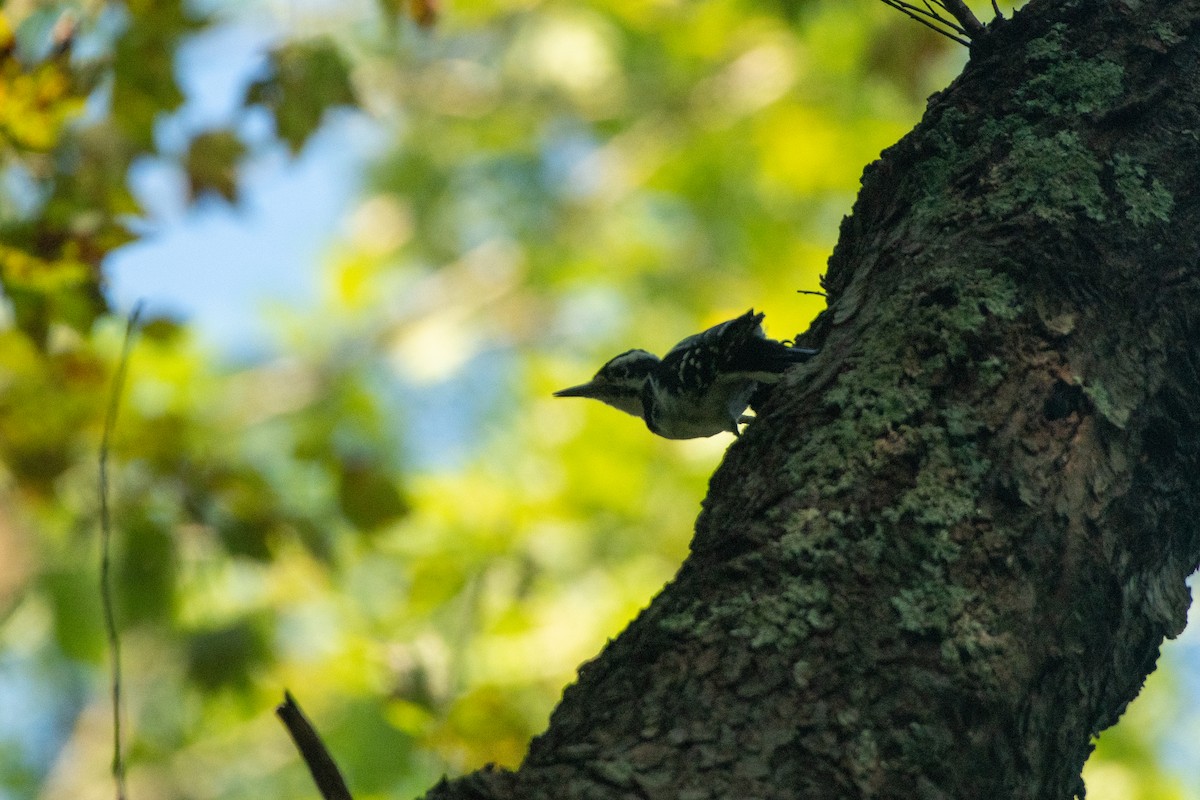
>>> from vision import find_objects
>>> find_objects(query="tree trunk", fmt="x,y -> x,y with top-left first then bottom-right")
425,0 -> 1200,797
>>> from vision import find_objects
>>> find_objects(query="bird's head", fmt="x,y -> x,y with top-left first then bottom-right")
554,349 -> 660,419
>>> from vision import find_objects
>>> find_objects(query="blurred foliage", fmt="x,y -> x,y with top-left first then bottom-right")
246,38 -> 358,154
0,1 -> 1193,799
183,130 -> 246,202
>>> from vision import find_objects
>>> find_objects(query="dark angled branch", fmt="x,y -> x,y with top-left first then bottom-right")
277,691 -> 354,800
938,0 -> 986,37
99,301 -> 144,800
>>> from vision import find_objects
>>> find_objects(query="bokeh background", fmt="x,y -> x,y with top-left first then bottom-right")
1,1 -> 1198,798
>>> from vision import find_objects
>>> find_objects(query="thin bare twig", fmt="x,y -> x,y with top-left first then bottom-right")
99,301 -> 145,800
277,691 -> 354,800
899,0 -> 967,33
887,0 -> 966,33
878,0 -> 971,46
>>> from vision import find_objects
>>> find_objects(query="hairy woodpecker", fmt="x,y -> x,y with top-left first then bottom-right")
554,309 -> 817,439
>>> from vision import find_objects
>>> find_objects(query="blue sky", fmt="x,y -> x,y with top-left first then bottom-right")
105,19 -> 381,357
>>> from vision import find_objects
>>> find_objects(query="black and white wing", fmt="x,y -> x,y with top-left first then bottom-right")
642,309 -> 816,439
659,309 -> 814,391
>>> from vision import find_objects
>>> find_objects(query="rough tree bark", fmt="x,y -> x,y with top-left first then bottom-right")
426,0 -> 1200,797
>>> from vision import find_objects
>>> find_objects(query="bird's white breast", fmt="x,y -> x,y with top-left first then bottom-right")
644,376 -> 757,439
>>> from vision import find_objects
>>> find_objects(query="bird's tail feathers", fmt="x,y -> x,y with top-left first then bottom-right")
736,337 -> 817,374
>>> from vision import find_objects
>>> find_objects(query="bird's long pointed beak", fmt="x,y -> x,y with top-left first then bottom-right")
553,382 -> 601,398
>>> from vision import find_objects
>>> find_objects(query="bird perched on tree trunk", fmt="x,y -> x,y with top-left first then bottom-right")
554,309 -> 817,439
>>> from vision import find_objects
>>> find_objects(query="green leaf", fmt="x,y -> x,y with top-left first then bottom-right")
48,122 -> 142,220
118,510 -> 177,626
246,38 -> 357,154
338,457 -> 409,532
138,315 -> 186,344
0,233 -> 108,344
210,469 -> 281,561
43,569 -> 105,661
185,616 -> 273,692
109,0 -> 200,149
0,55 -> 86,151
184,129 -> 246,202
